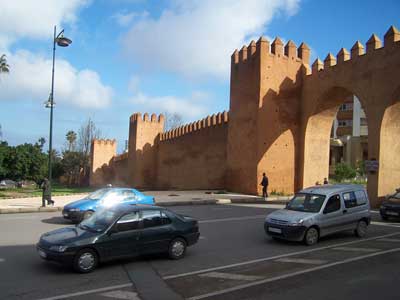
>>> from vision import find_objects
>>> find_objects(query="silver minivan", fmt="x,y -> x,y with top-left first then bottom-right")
264,184 -> 371,245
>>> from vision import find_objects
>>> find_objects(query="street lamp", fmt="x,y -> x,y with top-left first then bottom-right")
43,26 -> 72,207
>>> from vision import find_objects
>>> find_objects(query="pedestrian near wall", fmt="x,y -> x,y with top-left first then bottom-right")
261,173 -> 269,199
41,178 -> 54,206
323,178 -> 329,185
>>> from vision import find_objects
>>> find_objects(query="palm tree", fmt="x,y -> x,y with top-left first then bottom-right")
66,130 -> 77,152
0,54 -> 10,74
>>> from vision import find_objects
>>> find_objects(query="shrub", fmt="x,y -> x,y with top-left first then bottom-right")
334,163 -> 357,182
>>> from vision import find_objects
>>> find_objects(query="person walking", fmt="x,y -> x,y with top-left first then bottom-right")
323,178 -> 329,185
41,178 -> 54,206
261,173 -> 269,199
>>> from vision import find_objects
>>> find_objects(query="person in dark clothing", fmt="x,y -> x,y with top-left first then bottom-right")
261,173 -> 269,199
41,178 -> 54,206
323,178 -> 329,185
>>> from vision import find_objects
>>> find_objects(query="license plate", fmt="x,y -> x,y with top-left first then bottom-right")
38,249 -> 47,258
386,211 -> 399,216
268,227 -> 282,234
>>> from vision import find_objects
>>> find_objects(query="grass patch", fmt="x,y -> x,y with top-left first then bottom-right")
0,184 -> 96,199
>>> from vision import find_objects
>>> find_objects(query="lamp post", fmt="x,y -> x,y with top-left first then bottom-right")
43,26 -> 72,207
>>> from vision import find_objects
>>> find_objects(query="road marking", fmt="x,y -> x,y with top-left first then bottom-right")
101,290 -> 141,299
332,247 -> 380,253
163,231 -> 400,280
37,283 -> 132,300
199,272 -> 264,281
377,238 -> 400,242
187,247 -> 400,300
275,258 -> 327,265
199,215 -> 265,224
371,221 -> 400,228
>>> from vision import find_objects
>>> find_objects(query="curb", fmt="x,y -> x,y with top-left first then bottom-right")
0,207 -> 63,214
0,197 -> 291,214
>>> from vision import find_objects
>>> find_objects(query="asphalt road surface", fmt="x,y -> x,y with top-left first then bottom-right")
0,204 -> 399,300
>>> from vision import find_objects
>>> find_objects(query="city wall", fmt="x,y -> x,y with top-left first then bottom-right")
90,25 -> 400,207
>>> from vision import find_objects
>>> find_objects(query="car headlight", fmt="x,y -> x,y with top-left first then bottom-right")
288,219 -> 304,226
49,245 -> 68,252
69,208 -> 80,212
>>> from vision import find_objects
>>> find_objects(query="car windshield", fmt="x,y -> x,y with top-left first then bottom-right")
86,189 -> 109,200
389,192 -> 400,202
286,193 -> 326,213
79,208 -> 119,232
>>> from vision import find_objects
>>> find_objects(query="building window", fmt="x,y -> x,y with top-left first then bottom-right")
338,120 -> 353,127
339,103 -> 353,111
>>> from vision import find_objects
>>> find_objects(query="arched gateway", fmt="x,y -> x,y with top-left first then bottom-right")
90,26 -> 400,208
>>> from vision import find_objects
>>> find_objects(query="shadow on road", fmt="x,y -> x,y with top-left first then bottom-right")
41,217 -> 73,225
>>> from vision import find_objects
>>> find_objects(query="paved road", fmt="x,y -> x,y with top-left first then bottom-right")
0,204 -> 399,300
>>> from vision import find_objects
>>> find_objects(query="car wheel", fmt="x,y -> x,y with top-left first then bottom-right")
304,227 -> 319,246
355,220 -> 368,238
168,238 -> 187,260
83,210 -> 94,220
73,249 -> 98,273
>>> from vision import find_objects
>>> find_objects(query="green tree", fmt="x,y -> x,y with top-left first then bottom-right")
66,130 -> 77,152
61,151 -> 83,186
0,141 -> 10,179
0,54 -> 10,75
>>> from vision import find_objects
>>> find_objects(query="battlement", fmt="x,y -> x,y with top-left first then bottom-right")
308,25 -> 400,76
231,36 -> 311,67
113,152 -> 128,162
160,111 -> 229,141
129,112 -> 165,123
92,139 -> 116,146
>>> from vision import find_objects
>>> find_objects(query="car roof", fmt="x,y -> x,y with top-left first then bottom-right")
299,184 -> 366,196
98,187 -> 140,193
110,203 -> 165,214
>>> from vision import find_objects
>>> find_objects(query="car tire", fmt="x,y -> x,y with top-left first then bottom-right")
354,220 -> 368,238
304,227 -> 319,246
83,210 -> 94,220
73,249 -> 98,273
168,238 -> 187,260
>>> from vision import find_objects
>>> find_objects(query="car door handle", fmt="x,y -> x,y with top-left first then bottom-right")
343,210 -> 348,214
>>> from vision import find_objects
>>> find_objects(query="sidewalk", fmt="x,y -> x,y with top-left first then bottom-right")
0,190 -> 292,214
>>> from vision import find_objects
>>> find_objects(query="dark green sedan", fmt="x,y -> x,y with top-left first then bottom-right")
37,204 -> 200,273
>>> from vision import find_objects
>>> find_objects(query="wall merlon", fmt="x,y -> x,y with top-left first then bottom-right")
384,25 -> 400,46
239,45 -> 248,62
231,49 -> 239,64
351,41 -> 365,58
337,48 -> 350,63
211,114 -> 217,125
256,36 -> 270,55
366,34 -> 382,54
271,37 -> 284,56
312,58 -> 323,73
151,113 -> 157,122
248,40 -> 257,56
324,53 -> 336,68
298,42 -> 310,65
284,40 -> 297,58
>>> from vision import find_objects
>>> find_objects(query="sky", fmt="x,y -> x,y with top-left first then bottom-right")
0,0 -> 399,153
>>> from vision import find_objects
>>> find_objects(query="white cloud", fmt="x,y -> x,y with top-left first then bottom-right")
0,50 -> 113,109
122,0 -> 300,79
0,0 -> 90,48
112,11 -> 149,27
129,91 -> 210,120
128,75 -> 141,93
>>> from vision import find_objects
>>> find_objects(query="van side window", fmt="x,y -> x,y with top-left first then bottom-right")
343,191 -> 367,208
324,194 -> 341,214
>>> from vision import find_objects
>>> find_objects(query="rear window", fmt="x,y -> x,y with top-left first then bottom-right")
343,190 -> 367,208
